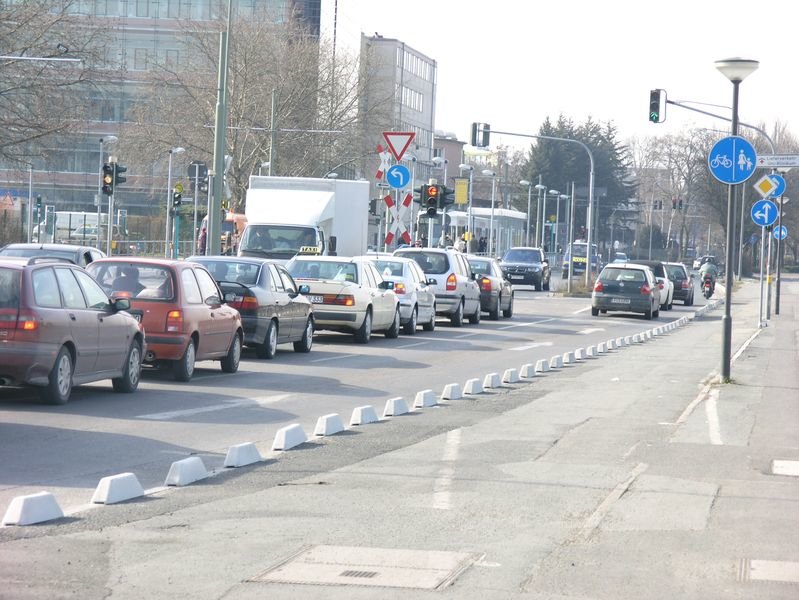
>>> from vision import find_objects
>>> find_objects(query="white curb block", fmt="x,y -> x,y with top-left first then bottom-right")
383,397 -> 409,417
165,456 -> 208,487
414,389 -> 436,408
272,424 -> 308,450
575,347 -> 586,360
350,405 -> 380,425
549,355 -> 563,369
632,334 -> 641,343
562,351 -> 575,364
2,491 -> 63,526
607,339 -> 617,350
503,368 -> 520,383
520,363 -> 536,378
597,341 -> 607,353
91,473 -> 145,504
483,372 -> 500,388
441,383 -> 462,400
224,443 -> 263,468
624,336 -> 632,345
535,359 -> 550,373
464,378 -> 483,395
645,330 -> 653,340
616,337 -> 625,347
314,413 -> 345,436
586,346 -> 597,358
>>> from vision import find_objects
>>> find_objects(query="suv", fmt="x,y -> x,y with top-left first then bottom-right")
636,260 -> 674,311
499,246 -> 550,291
665,262 -> 694,305
0,256 -> 144,404
562,241 -> 600,278
393,247 -> 481,327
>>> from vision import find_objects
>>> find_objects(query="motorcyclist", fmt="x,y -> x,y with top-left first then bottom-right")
699,260 -> 719,296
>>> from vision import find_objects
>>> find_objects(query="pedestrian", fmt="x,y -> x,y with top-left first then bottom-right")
455,235 -> 467,253
197,226 -> 207,255
478,237 -> 487,254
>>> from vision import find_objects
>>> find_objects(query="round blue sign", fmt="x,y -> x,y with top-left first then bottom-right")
751,199 -> 778,227
386,164 -> 411,190
708,136 -> 757,184
774,225 -> 788,240
766,174 -> 787,198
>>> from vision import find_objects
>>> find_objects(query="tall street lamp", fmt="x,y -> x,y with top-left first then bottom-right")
482,169 -> 497,255
97,136 -> 118,248
460,164 -> 475,248
165,146 -> 186,258
715,56 -> 759,381
535,182 -> 546,247
519,180 -> 534,246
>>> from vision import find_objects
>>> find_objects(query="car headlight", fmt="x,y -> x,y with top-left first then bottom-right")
528,266 -> 540,272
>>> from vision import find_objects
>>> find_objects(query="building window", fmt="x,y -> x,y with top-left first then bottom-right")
136,0 -> 148,17
133,48 -> 148,70
165,49 -> 179,67
167,0 -> 180,18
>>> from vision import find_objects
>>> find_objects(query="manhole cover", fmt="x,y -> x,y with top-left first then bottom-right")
251,545 -> 477,590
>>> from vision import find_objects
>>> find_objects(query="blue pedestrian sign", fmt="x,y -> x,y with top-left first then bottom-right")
767,174 -> 786,198
386,164 -> 411,190
751,199 -> 778,227
774,225 -> 788,240
708,136 -> 757,184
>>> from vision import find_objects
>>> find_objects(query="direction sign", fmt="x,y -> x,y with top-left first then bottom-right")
386,164 -> 411,190
766,174 -> 786,198
382,131 -> 416,161
773,225 -> 788,240
756,154 -> 799,168
751,199 -> 778,227
708,136 -> 757,184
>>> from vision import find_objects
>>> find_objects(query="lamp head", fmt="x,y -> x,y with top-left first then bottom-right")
458,163 -> 473,171
171,147 -> 186,155
481,169 -> 496,177
519,179 -> 531,186
715,57 -> 759,83
548,189 -> 560,195
534,184 -> 546,191
103,135 -> 118,144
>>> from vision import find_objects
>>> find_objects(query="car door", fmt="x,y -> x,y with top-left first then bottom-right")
72,268 -> 130,373
363,262 -> 393,329
267,263 -> 294,341
193,266 -> 236,356
457,254 -> 480,314
179,267 -> 214,357
410,262 -> 435,317
276,264 -> 305,340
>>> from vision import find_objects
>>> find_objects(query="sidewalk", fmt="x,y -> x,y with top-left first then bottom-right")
2,277 -> 798,599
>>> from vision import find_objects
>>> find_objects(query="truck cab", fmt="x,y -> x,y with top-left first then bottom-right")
238,223 -> 334,261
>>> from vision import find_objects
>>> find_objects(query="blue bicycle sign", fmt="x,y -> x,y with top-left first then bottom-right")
708,136 -> 757,185
751,199 -> 778,227
386,164 -> 411,190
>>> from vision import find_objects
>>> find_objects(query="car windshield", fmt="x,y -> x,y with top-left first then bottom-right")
395,251 -> 449,274
193,260 -> 260,285
240,225 -> 318,254
288,260 -> 358,283
600,267 -> 646,283
0,247 -> 76,262
503,249 -> 542,263
468,260 -> 491,275
87,262 -> 175,300
0,268 -> 20,311
666,265 -> 685,280
374,260 -> 405,278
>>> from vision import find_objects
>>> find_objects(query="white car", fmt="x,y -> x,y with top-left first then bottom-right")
367,255 -> 436,334
638,260 -> 674,310
286,255 -> 399,343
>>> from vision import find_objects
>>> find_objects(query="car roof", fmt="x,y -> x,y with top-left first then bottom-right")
465,254 -> 494,262
90,257 -> 183,267
187,255 -> 272,266
505,246 -> 543,251
605,262 -> 652,271
394,247 -> 450,254
1,242 -> 96,252
291,255 -> 356,262
368,255 -> 416,263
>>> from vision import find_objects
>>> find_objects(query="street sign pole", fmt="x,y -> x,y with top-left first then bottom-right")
766,228 -> 773,320
758,226 -> 765,326
775,206 -> 783,316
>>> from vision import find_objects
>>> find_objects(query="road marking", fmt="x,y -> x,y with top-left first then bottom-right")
573,306 -> 591,314
433,429 -> 461,510
705,388 -> 723,445
510,342 -> 554,351
396,341 -> 428,349
577,462 -> 648,541
739,559 -> 799,583
456,332 -> 480,338
577,327 -> 605,335
673,373 -> 718,425
771,460 -> 799,477
441,429 -> 461,462
498,317 -> 557,330
135,394 -> 289,420
732,327 -> 763,363
310,354 -> 350,363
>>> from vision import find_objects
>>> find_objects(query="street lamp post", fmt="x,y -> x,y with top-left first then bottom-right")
165,147 -> 186,258
715,56 -> 759,381
519,180 -> 533,246
535,181 -> 546,247
460,164 -> 475,248
482,170 -> 497,255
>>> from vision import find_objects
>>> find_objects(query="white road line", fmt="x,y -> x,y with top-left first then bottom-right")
573,306 -> 591,314
510,342 -> 554,351
441,429 -> 461,462
310,354 -> 350,363
396,341 -> 428,349
135,394 -> 289,420
577,462 -> 648,540
456,331 -> 480,338
732,328 -> 763,363
577,327 -> 605,335
433,429 -> 462,510
498,317 -> 557,330
705,389 -> 723,445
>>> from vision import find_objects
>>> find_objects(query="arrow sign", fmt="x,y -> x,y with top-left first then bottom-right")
751,199 -> 778,227
382,131 -> 416,162
766,174 -> 786,198
774,225 -> 788,240
386,164 -> 411,190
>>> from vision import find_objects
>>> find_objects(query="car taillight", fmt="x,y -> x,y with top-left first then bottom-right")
641,284 -> 651,295
0,309 -> 17,330
323,294 -> 354,306
393,282 -> 406,295
681,280 -> 689,289
166,309 -> 183,333
228,295 -> 258,314
593,281 -> 604,292
446,273 -> 457,291
480,277 -> 492,292
658,281 -> 664,289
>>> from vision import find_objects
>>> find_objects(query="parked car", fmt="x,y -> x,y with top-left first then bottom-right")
591,263 -> 661,320
87,258 -> 243,381
286,255 -> 400,343
693,255 -> 719,271
0,256 -> 144,404
467,255 -> 514,319
393,247 -> 481,327
636,260 -> 674,311
187,256 -> 314,358
367,255 -> 436,334
0,243 -> 105,267
665,261 -> 694,306
499,246 -> 550,291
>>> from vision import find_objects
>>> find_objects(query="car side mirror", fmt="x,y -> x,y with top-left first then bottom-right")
298,284 -> 310,294
224,292 -> 237,303
113,297 -> 131,311
379,280 -> 394,290
206,295 -> 222,306
427,277 -> 437,285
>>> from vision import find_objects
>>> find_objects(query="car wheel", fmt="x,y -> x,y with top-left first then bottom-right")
591,307 -> 599,316
173,338 -> 196,382
112,340 -> 142,393
385,308 -> 401,338
503,293 -> 514,318
256,319 -> 278,359
422,305 -> 436,331
354,309 -> 372,343
450,300 -> 464,327
535,279 -> 543,291
468,302 -> 481,325
293,318 -> 314,353
685,292 -> 693,306
653,307 -> 660,318
221,332 -> 242,373
40,346 -> 73,405
402,306 -> 418,335
489,295 -> 500,320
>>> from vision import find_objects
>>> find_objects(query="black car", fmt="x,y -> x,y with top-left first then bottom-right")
665,262 -> 694,305
466,255 -> 514,320
499,246 -> 550,291
0,243 -> 106,267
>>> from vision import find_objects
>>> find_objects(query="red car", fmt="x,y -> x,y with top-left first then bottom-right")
87,258 -> 243,382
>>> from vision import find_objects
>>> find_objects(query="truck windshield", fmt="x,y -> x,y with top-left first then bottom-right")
239,225 -> 318,257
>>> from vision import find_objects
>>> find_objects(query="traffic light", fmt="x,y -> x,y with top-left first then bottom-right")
102,163 -> 114,196
649,89 -> 664,123
172,189 -> 182,208
439,185 -> 455,208
113,163 -> 127,187
672,198 -> 677,210
424,184 -> 440,216
678,199 -> 683,210
470,122 -> 491,147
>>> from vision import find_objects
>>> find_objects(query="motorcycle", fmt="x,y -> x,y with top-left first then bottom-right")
702,274 -> 714,299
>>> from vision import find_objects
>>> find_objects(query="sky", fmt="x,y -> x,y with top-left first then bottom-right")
321,0 -> 797,152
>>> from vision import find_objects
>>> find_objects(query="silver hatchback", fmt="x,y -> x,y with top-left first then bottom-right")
368,255 -> 437,333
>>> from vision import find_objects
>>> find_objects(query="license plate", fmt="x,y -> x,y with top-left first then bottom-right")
610,298 -> 630,304
309,295 -> 324,304
509,275 -> 524,280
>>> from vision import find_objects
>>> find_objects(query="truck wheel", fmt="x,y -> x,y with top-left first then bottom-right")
354,310 -> 372,344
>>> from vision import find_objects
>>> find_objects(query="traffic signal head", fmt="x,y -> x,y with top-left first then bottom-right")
470,122 -> 491,147
113,163 -> 127,186
172,190 -> 182,208
425,184 -> 439,216
440,185 -> 455,208
102,163 -> 114,196
649,89 -> 664,123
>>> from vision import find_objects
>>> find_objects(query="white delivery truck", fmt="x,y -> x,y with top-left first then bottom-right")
238,176 -> 370,260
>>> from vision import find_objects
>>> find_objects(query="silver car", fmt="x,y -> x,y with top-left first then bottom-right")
368,255 -> 436,333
